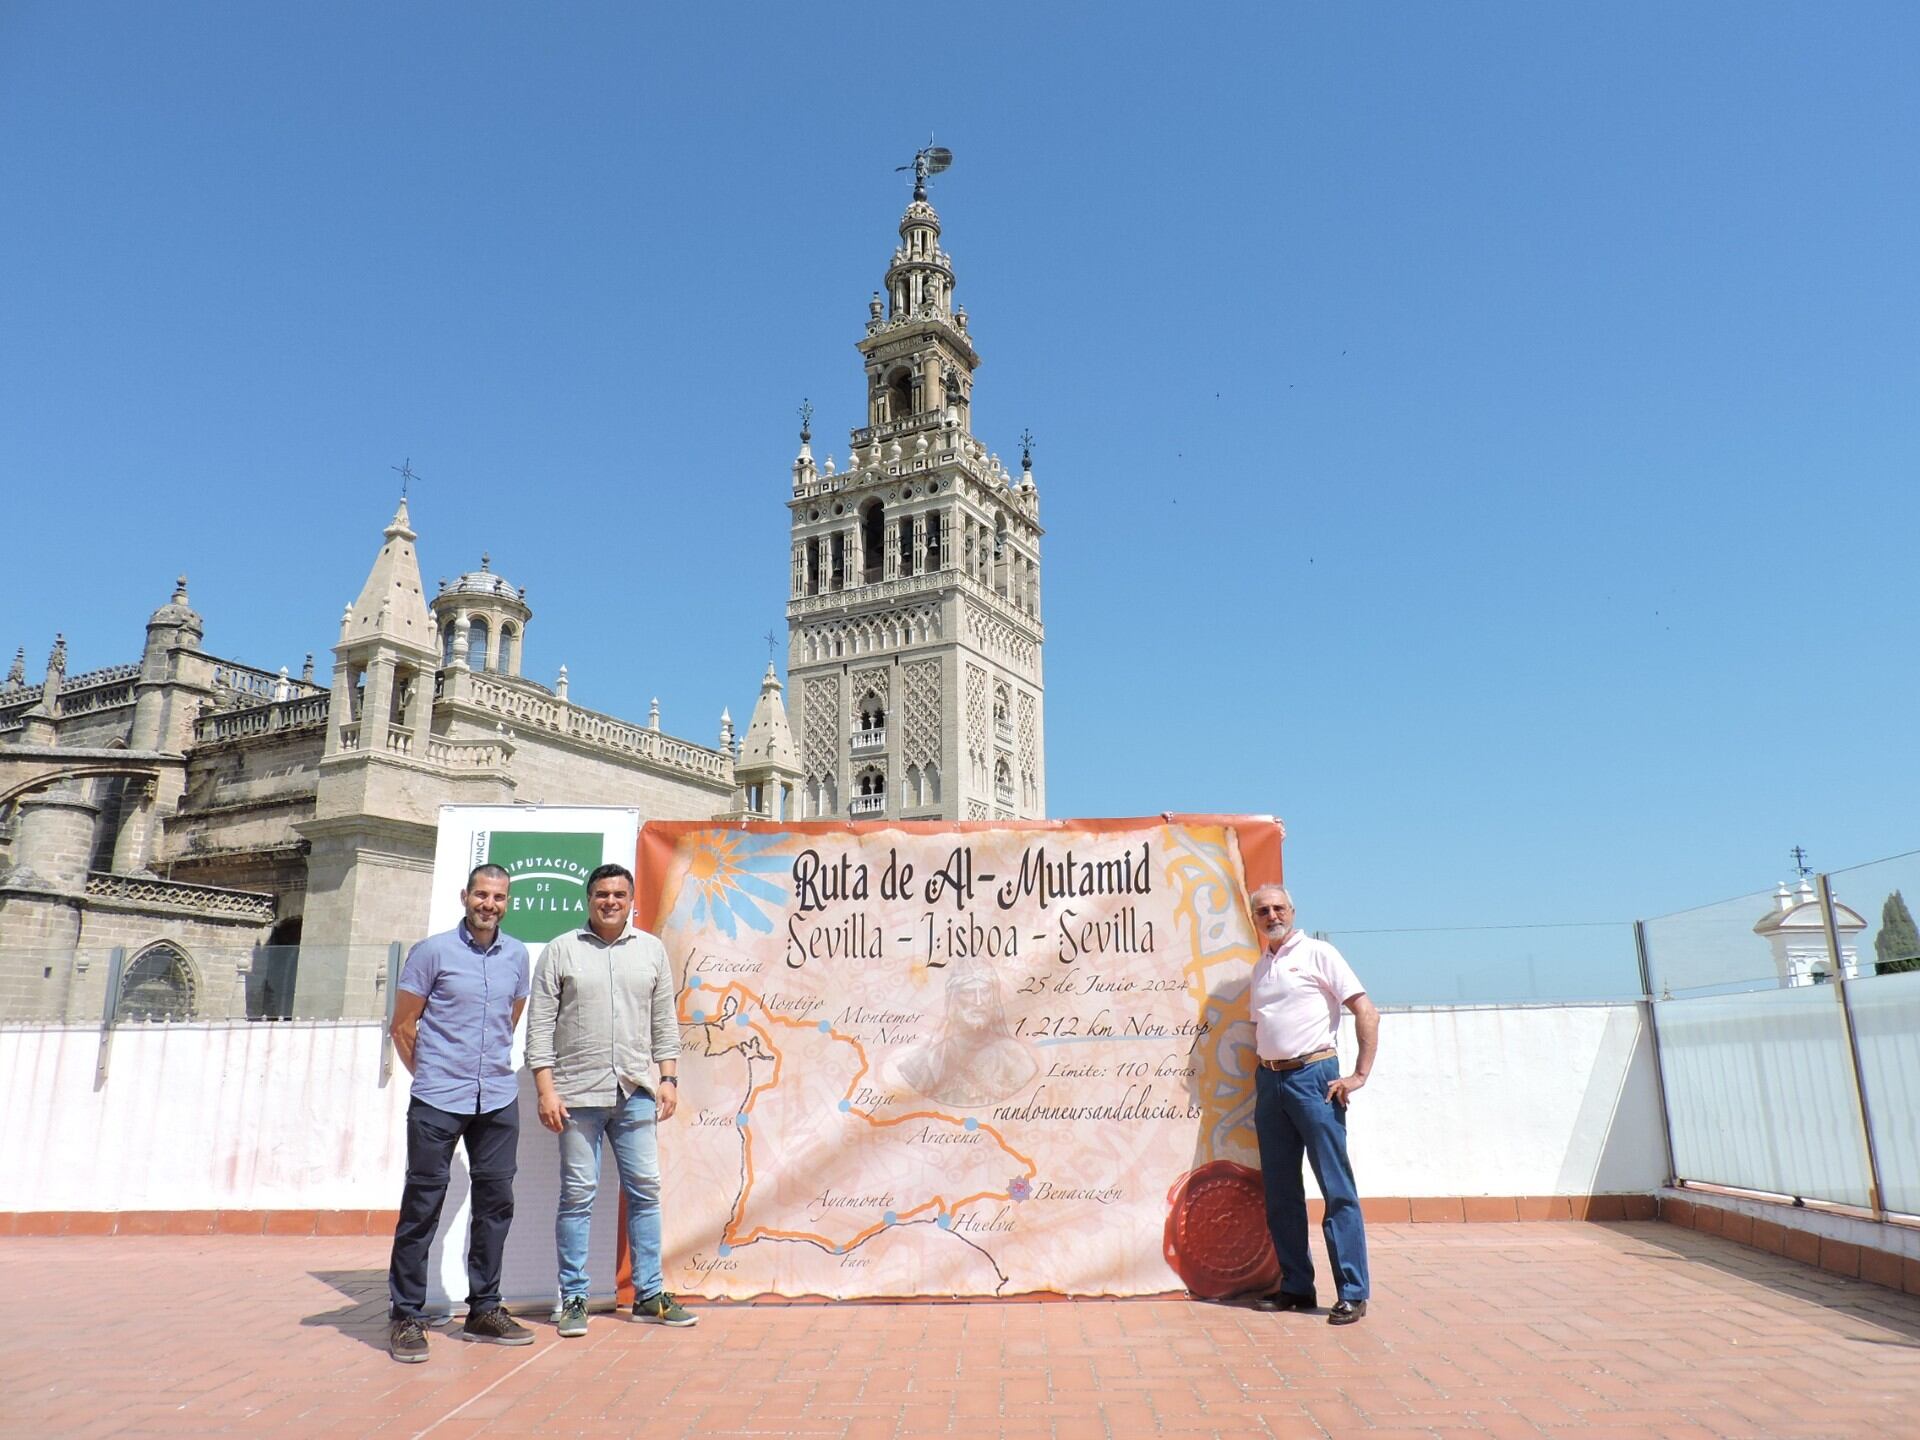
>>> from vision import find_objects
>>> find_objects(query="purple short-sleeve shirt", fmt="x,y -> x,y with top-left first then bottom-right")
397,921 -> 531,1114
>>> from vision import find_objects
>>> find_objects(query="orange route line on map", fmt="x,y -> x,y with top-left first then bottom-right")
677,979 -> 1037,1252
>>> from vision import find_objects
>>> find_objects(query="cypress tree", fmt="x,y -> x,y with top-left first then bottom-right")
1875,890 -> 1920,975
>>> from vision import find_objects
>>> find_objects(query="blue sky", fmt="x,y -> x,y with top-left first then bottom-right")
3,3 -> 1915,993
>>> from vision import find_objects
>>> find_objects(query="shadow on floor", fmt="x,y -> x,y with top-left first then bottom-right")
1607,1222 -> 1920,1347
300,1268 -> 405,1355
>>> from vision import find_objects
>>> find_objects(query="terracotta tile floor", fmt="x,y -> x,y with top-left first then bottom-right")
3,1221 -> 1917,1439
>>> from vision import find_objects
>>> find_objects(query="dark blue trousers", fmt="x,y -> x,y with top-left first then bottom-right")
1254,1056 -> 1370,1302
388,1097 -> 519,1318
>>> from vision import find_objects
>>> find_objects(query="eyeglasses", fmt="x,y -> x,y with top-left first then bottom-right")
1253,905 -> 1290,917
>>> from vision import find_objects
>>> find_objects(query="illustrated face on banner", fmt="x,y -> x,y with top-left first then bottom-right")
472,830 -> 602,944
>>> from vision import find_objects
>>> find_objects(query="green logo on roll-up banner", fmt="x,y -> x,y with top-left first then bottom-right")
475,830 -> 605,944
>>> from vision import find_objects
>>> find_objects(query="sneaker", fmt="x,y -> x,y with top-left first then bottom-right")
631,1291 -> 698,1327
458,1306 -> 536,1345
388,1314 -> 429,1364
557,1294 -> 589,1338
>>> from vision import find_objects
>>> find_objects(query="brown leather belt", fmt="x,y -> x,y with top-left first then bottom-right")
1259,1047 -> 1337,1072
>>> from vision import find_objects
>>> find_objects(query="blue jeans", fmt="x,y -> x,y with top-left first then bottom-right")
1254,1057 -> 1369,1302
555,1089 -> 663,1301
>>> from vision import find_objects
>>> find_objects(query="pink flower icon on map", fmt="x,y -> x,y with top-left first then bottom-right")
1008,1176 -> 1032,1203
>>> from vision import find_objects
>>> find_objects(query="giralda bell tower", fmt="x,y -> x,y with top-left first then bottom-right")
786,150 -> 1046,823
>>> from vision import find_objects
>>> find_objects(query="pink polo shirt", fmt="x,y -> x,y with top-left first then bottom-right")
1249,929 -> 1365,1061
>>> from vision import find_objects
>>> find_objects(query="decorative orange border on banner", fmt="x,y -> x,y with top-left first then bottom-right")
634,813 -> 1283,932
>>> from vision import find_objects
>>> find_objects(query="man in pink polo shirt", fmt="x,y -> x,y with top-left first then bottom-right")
1245,883 -> 1380,1324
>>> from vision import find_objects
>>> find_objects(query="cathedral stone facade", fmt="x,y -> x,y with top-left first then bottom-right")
786,173 -> 1046,823
0,170 -> 1044,1022
0,506 -> 798,1023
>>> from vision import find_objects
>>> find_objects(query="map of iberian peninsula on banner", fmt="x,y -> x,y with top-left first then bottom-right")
637,817 -> 1283,1300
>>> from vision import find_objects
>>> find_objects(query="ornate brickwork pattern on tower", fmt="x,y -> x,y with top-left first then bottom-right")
901,659 -> 941,767
802,675 -> 841,780
964,601 -> 1037,671
1017,690 -> 1036,786
964,663 -> 988,789
850,665 -> 890,717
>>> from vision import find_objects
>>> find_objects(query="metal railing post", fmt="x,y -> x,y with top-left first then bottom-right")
379,941 -> 403,1084
1633,920 -> 1679,1189
94,946 -> 126,1088
1818,872 -> 1886,1221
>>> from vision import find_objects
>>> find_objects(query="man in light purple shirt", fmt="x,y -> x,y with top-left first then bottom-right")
385,863 -> 534,1363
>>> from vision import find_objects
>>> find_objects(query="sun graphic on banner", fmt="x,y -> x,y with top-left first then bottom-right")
667,830 -> 789,939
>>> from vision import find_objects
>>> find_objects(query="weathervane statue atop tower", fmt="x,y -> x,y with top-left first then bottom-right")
897,142 -> 953,202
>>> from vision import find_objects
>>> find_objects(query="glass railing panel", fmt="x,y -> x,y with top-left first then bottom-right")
1824,848 -> 1920,1216
1316,922 -> 1641,1007
1654,985 -> 1871,1208
1642,885 -> 1786,996
0,944 -> 403,1024
1843,968 -> 1920,1218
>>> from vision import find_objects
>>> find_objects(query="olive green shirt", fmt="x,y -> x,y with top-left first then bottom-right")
524,923 -> 680,1106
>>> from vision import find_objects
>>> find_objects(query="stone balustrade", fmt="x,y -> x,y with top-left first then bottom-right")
462,675 -> 729,785
851,729 -> 887,755
426,737 -> 510,769
193,693 -> 330,744
84,871 -> 276,923
209,659 -> 322,703
61,662 -> 141,691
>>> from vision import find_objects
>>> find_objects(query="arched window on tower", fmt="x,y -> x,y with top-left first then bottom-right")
861,500 -> 886,585
994,758 -> 1013,808
467,617 -> 490,673
885,368 -> 914,422
441,623 -> 456,666
498,624 -> 517,676
898,516 -> 916,578
925,512 -> 944,571
117,943 -> 198,1023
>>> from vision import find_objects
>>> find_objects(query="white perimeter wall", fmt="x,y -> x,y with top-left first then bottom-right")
0,1022 -> 409,1212
1346,1003 -> 1667,1198
0,1003 -> 1668,1215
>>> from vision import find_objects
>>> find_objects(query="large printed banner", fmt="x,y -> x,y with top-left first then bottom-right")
639,816 -> 1283,1299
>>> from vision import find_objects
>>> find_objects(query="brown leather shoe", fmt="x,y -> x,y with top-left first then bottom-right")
1251,1291 -> 1317,1312
1327,1299 -> 1367,1325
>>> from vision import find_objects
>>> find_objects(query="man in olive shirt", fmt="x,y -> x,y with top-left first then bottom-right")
525,862 -> 694,1334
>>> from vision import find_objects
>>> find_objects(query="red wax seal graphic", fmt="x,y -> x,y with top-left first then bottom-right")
1163,1160 -> 1278,1299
